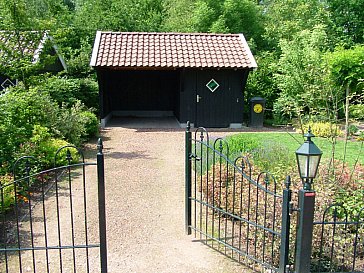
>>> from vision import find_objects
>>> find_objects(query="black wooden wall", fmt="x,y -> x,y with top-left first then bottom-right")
179,69 -> 249,127
97,68 -> 250,127
97,69 -> 180,118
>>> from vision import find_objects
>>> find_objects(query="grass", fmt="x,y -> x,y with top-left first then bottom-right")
225,132 -> 364,167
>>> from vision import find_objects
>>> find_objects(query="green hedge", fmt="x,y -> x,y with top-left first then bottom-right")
0,86 -> 98,174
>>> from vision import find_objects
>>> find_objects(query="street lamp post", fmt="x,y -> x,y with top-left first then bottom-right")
295,129 -> 322,191
294,129 -> 322,273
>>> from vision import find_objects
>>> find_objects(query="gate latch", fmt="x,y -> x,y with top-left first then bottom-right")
189,153 -> 201,161
289,201 -> 300,215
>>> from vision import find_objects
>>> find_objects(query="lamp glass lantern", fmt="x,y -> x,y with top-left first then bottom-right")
295,130 -> 322,190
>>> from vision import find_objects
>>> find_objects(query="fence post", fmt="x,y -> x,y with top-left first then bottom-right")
294,189 -> 315,273
97,138 -> 108,273
279,176 -> 292,273
185,121 -> 192,235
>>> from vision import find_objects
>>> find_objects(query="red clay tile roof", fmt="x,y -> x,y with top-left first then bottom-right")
0,31 -> 46,64
90,32 -> 257,69
0,30 -> 67,70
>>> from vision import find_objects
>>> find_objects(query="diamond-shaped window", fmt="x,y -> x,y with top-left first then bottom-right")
1,78 -> 16,90
206,79 -> 220,92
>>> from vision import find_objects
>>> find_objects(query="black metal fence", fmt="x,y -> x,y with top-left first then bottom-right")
185,124 -> 364,273
311,204 -> 364,272
0,138 -> 107,273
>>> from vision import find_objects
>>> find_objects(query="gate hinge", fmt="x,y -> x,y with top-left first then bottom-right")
289,202 -> 300,215
189,153 -> 201,161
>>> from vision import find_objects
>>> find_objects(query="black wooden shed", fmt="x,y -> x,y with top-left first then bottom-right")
90,31 -> 257,128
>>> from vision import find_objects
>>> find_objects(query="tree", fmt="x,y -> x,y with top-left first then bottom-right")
245,51 -> 279,118
162,0 -> 196,32
273,25 -> 330,123
109,0 -> 165,32
326,45 -> 364,135
74,0 -> 164,36
326,0 -> 364,44
163,0 -> 265,49
262,0 -> 332,50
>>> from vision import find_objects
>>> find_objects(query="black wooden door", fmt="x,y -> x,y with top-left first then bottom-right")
195,70 -> 230,127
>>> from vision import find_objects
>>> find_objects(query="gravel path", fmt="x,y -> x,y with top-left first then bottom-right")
101,126 -> 250,273
2,123 -> 254,272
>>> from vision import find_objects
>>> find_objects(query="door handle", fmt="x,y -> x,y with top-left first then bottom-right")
197,95 -> 202,103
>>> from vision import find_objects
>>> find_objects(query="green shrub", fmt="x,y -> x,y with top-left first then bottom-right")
39,138 -> 80,167
55,101 -> 96,146
38,76 -> 99,110
331,161 -> 364,220
80,111 -> 99,138
250,140 -> 295,181
0,86 -> 94,174
15,125 -> 79,169
348,124 -> 359,136
0,87 -> 59,167
299,122 -> 343,138
349,104 -> 364,120
225,134 -> 261,155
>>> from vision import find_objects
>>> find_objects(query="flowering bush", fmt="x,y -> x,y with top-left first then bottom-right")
298,122 -> 343,138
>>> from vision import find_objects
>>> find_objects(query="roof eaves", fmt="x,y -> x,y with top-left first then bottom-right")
32,31 -> 48,64
47,35 -> 68,71
238,34 -> 257,70
90,31 -> 102,67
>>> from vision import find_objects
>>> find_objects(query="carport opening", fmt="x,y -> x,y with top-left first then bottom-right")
103,69 -> 181,126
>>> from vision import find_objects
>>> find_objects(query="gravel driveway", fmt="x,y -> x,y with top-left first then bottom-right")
1,118 -> 291,272
101,125 -> 250,273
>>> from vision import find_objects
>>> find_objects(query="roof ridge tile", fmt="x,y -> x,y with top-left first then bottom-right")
92,31 -> 256,69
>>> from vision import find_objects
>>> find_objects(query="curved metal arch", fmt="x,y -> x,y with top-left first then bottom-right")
194,127 -> 209,144
12,156 -> 38,181
213,138 -> 229,159
234,155 -> 252,177
257,171 -> 277,187
322,203 -> 348,223
316,203 -> 349,272
54,145 -> 85,167
255,171 -> 280,197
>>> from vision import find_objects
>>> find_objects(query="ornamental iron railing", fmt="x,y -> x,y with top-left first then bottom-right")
185,123 -> 364,273
185,123 -> 291,272
0,139 -> 107,273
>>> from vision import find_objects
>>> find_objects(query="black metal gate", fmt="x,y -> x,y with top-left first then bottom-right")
185,124 -> 364,273
185,124 -> 291,272
0,139 -> 107,273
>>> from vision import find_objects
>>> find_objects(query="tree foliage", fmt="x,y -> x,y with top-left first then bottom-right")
273,25 -> 330,121
262,0 -> 332,49
326,0 -> 364,44
0,0 -> 363,128
326,45 -> 364,93
163,0 -> 265,48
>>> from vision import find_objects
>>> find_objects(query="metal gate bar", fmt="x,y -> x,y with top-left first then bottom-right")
0,139 -> 107,273
185,123 -> 291,272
